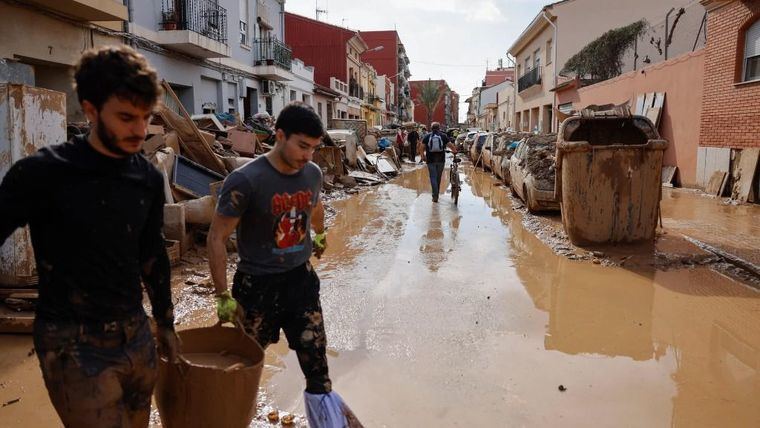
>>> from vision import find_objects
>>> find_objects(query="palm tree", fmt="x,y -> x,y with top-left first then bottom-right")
416,79 -> 442,128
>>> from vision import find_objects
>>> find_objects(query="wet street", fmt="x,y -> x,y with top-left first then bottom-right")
2,163 -> 760,427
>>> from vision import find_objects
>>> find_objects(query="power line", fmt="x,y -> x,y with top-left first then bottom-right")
413,60 -> 489,68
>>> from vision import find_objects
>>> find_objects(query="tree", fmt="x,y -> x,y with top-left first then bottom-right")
562,20 -> 648,82
416,79 -> 442,127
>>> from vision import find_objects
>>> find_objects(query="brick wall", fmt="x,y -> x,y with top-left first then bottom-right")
699,0 -> 760,148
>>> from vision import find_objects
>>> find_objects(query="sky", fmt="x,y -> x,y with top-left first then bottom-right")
285,0 -> 549,123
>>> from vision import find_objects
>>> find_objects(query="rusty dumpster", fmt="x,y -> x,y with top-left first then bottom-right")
555,114 -> 668,245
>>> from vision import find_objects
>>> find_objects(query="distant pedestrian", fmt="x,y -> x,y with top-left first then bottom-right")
396,127 -> 406,157
419,122 -> 457,202
0,45 -> 178,427
406,126 -> 420,161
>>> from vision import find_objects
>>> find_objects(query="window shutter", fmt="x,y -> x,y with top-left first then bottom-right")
746,20 -> 760,58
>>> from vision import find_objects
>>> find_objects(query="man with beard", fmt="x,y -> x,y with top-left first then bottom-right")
0,45 -> 178,427
208,103 -> 363,427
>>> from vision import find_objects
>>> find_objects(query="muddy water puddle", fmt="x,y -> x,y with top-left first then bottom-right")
2,165 -> 759,427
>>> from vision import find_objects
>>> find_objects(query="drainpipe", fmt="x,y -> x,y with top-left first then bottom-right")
541,10 -> 558,132
124,0 -> 133,33
505,54 -> 517,130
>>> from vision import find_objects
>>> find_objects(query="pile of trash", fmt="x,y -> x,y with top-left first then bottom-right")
524,134 -> 558,191
140,82 -> 400,262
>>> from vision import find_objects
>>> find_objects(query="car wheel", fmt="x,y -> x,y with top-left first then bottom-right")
525,185 -> 539,214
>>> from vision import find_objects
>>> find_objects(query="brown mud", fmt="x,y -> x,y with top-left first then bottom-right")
1,163 -> 759,427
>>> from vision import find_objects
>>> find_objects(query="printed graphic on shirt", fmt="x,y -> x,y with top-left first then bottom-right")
271,191 -> 313,255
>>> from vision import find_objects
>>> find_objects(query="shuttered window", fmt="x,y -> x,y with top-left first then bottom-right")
745,20 -> 760,82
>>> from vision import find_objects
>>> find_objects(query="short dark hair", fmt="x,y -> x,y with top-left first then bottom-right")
74,45 -> 161,110
275,102 -> 324,139
431,122 -> 441,131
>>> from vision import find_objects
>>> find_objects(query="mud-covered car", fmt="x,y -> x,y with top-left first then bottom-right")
491,138 -> 509,180
463,131 -> 478,153
469,132 -> 489,165
455,133 -> 467,152
480,133 -> 498,171
508,135 -> 560,213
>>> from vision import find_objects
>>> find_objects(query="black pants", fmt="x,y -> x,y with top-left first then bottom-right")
232,262 -> 331,394
33,312 -> 157,427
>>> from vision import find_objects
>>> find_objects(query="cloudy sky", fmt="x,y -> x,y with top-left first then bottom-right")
285,0 -> 548,122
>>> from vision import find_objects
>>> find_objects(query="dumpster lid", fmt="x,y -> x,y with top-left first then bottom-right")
560,115 -> 659,146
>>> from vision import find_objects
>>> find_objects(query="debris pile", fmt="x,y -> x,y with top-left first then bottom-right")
524,134 -> 557,191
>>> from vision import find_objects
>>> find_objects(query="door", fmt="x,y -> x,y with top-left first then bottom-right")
244,87 -> 258,120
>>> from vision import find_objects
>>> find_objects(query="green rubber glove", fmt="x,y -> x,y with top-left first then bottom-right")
313,232 -> 327,259
216,290 -> 238,323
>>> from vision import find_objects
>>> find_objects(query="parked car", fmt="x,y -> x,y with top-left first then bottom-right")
455,133 -> 467,152
469,132 -> 489,165
480,133 -> 498,171
508,139 -> 560,213
463,131 -> 478,152
491,138 -> 509,179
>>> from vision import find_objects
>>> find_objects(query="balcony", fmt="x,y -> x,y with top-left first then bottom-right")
330,78 -> 348,95
518,66 -> 542,92
28,0 -> 127,21
157,0 -> 230,59
252,38 -> 294,81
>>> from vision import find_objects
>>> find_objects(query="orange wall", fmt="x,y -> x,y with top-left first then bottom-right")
559,50 -> 705,187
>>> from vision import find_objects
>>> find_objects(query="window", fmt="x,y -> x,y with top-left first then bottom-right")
290,90 -> 296,101
239,0 -> 249,44
524,57 -> 531,73
546,39 -> 553,64
534,49 -> 541,69
744,20 -> 760,82
317,102 -> 323,118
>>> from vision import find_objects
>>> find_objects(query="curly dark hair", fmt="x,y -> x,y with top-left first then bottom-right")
74,45 -> 161,110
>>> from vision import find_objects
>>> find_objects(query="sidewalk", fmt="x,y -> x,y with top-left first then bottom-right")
660,188 -> 760,268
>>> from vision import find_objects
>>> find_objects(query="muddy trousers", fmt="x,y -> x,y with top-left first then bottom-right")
33,312 -> 157,428
232,262 -> 332,394
427,162 -> 445,199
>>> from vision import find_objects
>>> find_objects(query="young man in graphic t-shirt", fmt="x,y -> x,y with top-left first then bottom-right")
207,103 -> 362,427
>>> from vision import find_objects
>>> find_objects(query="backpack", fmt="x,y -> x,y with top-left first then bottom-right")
427,132 -> 444,153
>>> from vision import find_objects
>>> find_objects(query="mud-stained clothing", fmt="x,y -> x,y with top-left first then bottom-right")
232,262 -> 331,394
0,135 -> 174,326
216,156 -> 322,275
0,135 -> 173,427
33,312 -> 157,427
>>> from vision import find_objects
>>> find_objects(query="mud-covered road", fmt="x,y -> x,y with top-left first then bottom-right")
1,163 -> 759,427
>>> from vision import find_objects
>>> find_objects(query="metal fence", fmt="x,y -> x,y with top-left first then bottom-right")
518,66 -> 542,92
161,0 -> 228,45
254,38 -> 293,70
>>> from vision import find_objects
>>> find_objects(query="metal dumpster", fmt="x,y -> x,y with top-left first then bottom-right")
555,114 -> 668,245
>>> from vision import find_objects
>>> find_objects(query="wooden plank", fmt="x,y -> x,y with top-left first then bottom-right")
653,93 -> 666,109
635,94 -> 646,115
642,93 -> 655,116
705,171 -> 727,195
147,124 -> 165,135
731,148 -> 760,202
661,166 -> 677,185
646,107 -> 662,129
160,81 -> 227,175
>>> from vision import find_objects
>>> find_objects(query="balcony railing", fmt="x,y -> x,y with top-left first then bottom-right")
518,66 -> 542,92
254,37 -> 293,70
161,0 -> 228,45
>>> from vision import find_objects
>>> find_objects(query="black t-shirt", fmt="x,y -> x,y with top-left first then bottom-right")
407,130 -> 420,144
421,131 -> 450,164
0,135 -> 172,324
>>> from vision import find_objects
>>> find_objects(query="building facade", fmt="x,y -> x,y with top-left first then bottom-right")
409,79 -> 458,129
361,30 -> 413,122
509,0 -> 704,133
0,0 -> 128,121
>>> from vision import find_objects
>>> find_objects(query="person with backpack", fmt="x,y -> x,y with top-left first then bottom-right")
418,122 -> 457,202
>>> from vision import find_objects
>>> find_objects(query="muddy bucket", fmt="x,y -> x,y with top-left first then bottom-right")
556,115 -> 668,245
155,325 -> 264,428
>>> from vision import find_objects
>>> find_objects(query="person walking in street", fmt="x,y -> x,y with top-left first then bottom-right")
396,126 -> 407,159
419,122 -> 457,202
207,103 -> 363,428
406,125 -> 420,161
0,45 -> 178,427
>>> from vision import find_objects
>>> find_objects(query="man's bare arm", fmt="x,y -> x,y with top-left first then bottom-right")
311,199 -> 325,234
207,213 -> 241,295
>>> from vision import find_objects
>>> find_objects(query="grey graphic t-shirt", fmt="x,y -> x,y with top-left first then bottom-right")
216,156 -> 322,275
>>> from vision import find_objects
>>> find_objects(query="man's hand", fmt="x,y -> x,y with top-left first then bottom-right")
156,326 -> 181,364
216,290 -> 241,324
313,232 -> 327,259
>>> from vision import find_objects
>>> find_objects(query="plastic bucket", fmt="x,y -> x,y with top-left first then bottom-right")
154,325 -> 265,428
